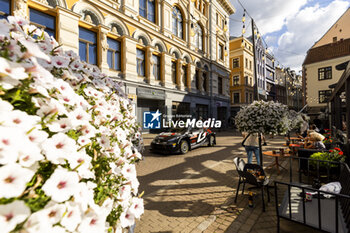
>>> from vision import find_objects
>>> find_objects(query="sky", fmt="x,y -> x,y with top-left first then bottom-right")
228,0 -> 350,72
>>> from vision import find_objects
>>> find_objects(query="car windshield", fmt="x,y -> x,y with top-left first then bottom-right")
169,128 -> 188,134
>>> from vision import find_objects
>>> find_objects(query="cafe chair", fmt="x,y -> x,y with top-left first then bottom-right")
233,157 -> 270,211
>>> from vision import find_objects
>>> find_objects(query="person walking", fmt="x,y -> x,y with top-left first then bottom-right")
242,132 -> 261,165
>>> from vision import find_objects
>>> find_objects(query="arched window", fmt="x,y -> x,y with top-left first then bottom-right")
139,0 -> 155,23
194,24 -> 203,51
172,7 -> 183,39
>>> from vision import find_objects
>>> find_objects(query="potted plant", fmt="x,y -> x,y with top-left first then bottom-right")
310,147 -> 345,178
0,17 -> 143,232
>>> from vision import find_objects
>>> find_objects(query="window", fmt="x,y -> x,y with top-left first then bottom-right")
245,58 -> 248,68
0,0 -> 11,19
172,7 -> 183,39
79,27 -> 97,65
182,65 -> 187,87
29,8 -> 56,38
233,75 -> 239,86
250,77 -> 252,86
171,61 -> 177,84
319,90 -> 332,103
218,77 -> 223,94
152,54 -> 161,80
218,44 -> 224,60
194,24 -> 203,51
203,72 -> 207,92
249,93 -> 253,103
221,19 -> 224,29
107,38 -> 121,71
232,58 -> 239,68
196,104 -> 208,120
216,13 -> 218,24
245,92 -> 248,103
333,37 -> 337,43
318,66 -> 332,80
245,76 -> 248,85
233,93 -> 239,103
139,0 -> 155,23
249,60 -> 252,70
136,49 -> 145,76
195,70 -> 200,90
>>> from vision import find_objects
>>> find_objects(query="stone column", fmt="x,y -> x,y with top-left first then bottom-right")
160,52 -> 166,86
99,25 -> 110,72
13,0 -> 28,20
198,69 -> 203,92
186,63 -> 191,91
163,53 -> 173,88
56,7 -> 81,53
176,59 -> 182,89
145,46 -> 153,84
124,37 -> 138,81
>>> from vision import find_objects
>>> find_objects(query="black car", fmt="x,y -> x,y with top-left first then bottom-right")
150,127 -> 216,154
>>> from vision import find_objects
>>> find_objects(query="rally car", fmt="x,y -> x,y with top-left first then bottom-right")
150,127 -> 216,154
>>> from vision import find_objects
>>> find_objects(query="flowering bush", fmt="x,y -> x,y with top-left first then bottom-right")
287,110 -> 309,131
323,129 -> 333,144
0,17 -> 144,233
235,100 -> 290,135
310,147 -> 345,167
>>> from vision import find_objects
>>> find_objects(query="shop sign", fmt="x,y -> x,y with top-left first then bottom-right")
137,87 -> 165,100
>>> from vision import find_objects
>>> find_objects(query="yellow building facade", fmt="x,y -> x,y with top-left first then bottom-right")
229,36 -> 254,117
3,0 -> 235,130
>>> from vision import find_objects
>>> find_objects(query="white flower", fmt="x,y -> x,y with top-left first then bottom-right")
67,151 -> 94,179
52,226 -> 69,233
0,99 -> 13,112
119,209 -> 135,228
0,109 -> 40,131
67,108 -> 91,127
51,56 -> 70,68
27,129 -> 48,145
0,200 -> 31,233
42,167 -> 80,202
78,211 -> 107,233
73,182 -> 96,212
19,38 -> 51,61
77,136 -> 91,146
18,141 -> 44,167
129,197 -> 144,219
47,118 -> 73,133
42,133 -> 77,164
61,201 -> 82,232
0,163 -> 35,198
39,201 -> 66,224
23,211 -> 53,233
121,163 -> 137,181
0,126 -> 23,164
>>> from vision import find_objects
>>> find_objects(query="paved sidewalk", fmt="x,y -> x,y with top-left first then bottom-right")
135,132 -> 320,233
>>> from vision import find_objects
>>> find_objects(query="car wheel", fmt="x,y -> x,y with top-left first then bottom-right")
180,140 -> 189,154
208,135 -> 215,147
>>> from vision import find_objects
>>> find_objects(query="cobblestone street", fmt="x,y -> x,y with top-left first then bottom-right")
135,131 -> 321,233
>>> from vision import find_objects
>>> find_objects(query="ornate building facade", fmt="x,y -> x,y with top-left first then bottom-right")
3,0 -> 235,131
229,36 -> 254,118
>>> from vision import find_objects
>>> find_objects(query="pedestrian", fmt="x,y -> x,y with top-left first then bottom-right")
242,132 -> 261,165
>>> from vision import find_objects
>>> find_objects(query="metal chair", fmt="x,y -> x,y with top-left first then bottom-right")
233,157 -> 270,211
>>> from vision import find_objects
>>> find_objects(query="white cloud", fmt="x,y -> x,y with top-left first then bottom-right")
229,0 -> 350,71
229,0 -> 308,36
276,0 -> 350,70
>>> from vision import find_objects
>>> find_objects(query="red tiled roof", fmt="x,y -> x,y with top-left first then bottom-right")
303,38 -> 350,66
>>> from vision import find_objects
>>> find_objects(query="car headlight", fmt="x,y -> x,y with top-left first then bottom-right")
167,137 -> 179,142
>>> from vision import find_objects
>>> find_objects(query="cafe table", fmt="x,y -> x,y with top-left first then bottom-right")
263,150 -> 291,174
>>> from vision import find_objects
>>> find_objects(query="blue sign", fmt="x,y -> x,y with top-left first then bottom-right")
143,110 -> 161,129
